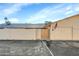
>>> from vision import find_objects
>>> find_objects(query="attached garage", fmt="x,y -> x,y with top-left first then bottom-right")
50,14 -> 79,41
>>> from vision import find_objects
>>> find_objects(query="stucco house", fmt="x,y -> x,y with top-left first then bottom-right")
0,14 -> 79,41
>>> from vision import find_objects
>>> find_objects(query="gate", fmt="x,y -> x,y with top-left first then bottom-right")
41,29 -> 49,40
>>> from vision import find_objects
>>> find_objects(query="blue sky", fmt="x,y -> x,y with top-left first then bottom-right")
0,3 -> 79,24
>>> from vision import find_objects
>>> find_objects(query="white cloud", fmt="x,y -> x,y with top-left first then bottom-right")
9,18 -> 19,23
74,4 -> 79,11
65,6 -> 72,11
26,4 -> 79,23
65,10 -> 73,15
0,20 -> 5,24
26,4 -> 65,23
75,7 -> 79,11
1,3 -> 78,24
2,3 -> 30,16
65,4 -> 79,16
0,3 -> 31,24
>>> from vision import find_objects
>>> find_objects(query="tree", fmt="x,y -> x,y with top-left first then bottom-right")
4,17 -> 11,25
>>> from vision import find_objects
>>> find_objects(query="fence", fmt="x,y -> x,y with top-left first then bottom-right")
0,29 -> 42,40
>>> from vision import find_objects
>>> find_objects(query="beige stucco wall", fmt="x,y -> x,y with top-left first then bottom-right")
50,27 -> 72,40
35,29 -> 42,40
50,14 -> 79,40
73,28 -> 79,40
0,29 -> 41,40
